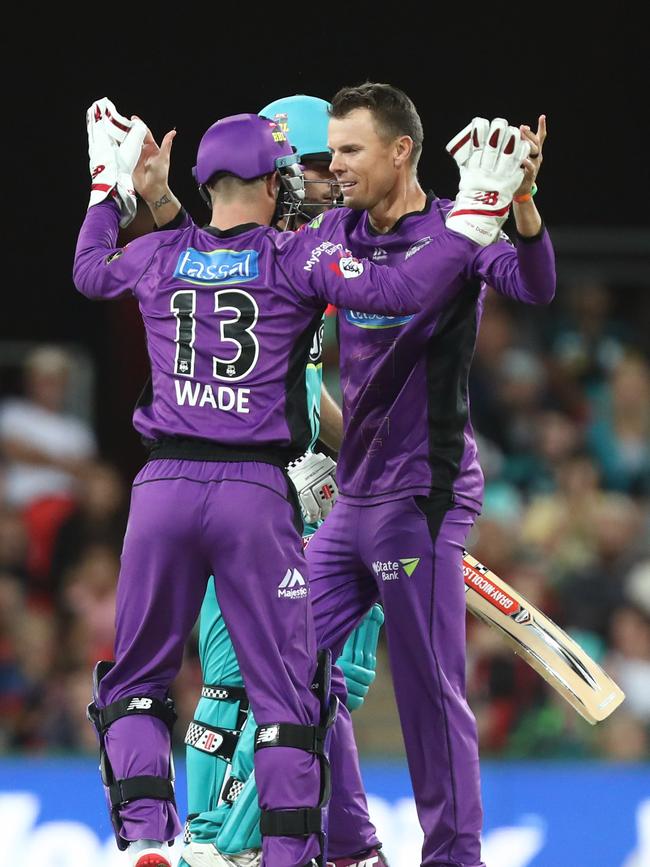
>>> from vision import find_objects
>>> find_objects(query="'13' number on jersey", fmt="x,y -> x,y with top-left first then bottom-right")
171,289 -> 259,382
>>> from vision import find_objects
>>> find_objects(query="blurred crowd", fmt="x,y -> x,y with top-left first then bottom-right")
1,276 -> 649,762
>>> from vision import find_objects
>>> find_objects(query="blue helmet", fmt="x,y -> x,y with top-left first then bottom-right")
258,95 -> 331,163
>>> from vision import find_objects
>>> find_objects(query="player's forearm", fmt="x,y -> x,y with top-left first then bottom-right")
319,385 -> 343,452
141,185 -> 183,228
322,232 -> 472,315
514,226 -> 556,304
73,201 -> 131,300
479,228 -> 556,306
512,198 -> 542,238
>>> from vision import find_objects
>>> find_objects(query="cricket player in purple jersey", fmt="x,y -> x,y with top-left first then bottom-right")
296,84 -> 556,867
124,96 -> 388,867
74,101 -> 484,867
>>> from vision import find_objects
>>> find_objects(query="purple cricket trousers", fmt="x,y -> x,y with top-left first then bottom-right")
97,458 -> 322,867
306,494 -> 486,867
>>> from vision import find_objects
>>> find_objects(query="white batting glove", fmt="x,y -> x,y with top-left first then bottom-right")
86,98 -> 147,227
286,450 -> 338,524
445,117 -> 530,246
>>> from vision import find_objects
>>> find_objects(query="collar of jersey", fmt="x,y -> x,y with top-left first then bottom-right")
202,222 -> 263,237
365,190 -> 436,237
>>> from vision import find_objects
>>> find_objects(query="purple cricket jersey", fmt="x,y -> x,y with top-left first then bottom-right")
302,194 -> 556,511
73,201 -> 482,456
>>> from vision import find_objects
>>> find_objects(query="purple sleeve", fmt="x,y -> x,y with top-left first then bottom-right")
473,227 -> 556,304
72,201 -> 158,301
277,229 -> 475,315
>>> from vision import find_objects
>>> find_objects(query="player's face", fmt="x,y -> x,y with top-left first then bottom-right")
302,161 -> 337,216
328,108 -> 400,210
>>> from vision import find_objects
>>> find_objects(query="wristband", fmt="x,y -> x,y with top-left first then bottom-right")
513,184 -> 538,204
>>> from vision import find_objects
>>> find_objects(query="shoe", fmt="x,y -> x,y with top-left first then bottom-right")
180,841 -> 261,866
129,841 -> 172,867
327,848 -> 389,867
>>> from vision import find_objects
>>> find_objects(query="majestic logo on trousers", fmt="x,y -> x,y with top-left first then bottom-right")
371,558 -> 420,582
278,568 -> 308,599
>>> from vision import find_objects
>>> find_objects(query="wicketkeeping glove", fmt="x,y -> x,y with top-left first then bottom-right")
86,97 -> 147,228
445,117 -> 530,246
286,450 -> 338,523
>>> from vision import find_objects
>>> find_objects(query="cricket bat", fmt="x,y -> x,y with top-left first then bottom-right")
463,550 -> 625,724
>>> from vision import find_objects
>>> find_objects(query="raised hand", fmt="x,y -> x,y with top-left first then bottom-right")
445,116 -> 530,246
514,114 -> 547,199
132,123 -> 177,207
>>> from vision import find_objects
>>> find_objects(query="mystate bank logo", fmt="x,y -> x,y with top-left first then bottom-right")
372,558 -> 420,581
344,310 -> 414,329
174,248 -> 259,285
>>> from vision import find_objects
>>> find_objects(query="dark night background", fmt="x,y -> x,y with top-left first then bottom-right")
4,21 -> 648,479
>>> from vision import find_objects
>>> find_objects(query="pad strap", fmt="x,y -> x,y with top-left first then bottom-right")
109,775 -> 175,807
221,775 -> 246,804
89,695 -> 176,734
259,807 -> 323,837
201,682 -> 250,729
185,719 -> 241,760
254,722 -> 327,756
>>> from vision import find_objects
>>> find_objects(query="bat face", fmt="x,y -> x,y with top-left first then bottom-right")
462,551 -> 625,724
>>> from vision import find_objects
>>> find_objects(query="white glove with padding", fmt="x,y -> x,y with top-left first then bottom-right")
445,117 -> 530,246
286,450 -> 338,523
86,97 -> 147,227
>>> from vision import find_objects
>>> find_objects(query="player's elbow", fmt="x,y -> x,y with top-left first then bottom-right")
534,279 -> 556,306
72,255 -> 103,300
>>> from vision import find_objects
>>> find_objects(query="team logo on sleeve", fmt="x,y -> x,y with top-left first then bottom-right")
174,248 -> 259,285
337,256 -> 364,278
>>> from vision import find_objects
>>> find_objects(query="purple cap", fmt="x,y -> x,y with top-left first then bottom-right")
192,113 -> 298,184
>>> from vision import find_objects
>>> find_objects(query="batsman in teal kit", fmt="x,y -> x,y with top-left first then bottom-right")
74,101 -> 481,867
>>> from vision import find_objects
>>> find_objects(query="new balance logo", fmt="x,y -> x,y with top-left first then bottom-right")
474,190 -> 499,205
256,725 -> 280,745
126,697 -> 153,711
278,568 -> 308,599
